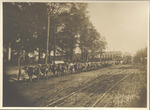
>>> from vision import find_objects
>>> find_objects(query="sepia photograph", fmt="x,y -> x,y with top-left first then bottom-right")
2,0 -> 149,108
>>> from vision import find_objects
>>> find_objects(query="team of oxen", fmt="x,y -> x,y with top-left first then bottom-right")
23,61 -> 119,81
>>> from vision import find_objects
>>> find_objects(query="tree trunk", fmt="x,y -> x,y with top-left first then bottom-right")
52,23 -> 56,64
8,43 -> 11,61
65,50 -> 69,61
17,52 -> 22,81
81,49 -> 84,62
100,51 -> 103,61
86,51 -> 88,62
70,47 -> 74,62
25,51 -> 29,64
38,47 -> 41,63
91,51 -> 94,61
17,67 -> 21,81
53,49 -> 55,64
49,48 -> 52,63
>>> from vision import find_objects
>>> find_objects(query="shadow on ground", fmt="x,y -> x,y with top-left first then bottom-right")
3,74 -> 34,107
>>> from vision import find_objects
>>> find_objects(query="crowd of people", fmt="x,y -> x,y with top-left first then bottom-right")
20,60 -> 127,81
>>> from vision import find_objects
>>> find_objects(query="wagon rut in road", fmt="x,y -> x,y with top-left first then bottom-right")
91,70 -> 134,107
46,69 -> 131,107
45,68 -> 118,107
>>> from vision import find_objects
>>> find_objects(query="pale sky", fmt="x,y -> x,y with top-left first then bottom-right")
87,1 -> 149,55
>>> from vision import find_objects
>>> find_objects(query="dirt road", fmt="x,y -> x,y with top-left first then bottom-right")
3,64 -> 147,107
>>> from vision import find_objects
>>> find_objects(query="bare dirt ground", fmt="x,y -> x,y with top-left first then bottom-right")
3,64 -> 147,107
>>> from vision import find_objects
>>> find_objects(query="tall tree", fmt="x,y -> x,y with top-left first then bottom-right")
133,47 -> 147,64
3,2 -> 107,64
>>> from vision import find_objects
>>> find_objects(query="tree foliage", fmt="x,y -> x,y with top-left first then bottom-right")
133,47 -> 147,64
3,2 -> 107,63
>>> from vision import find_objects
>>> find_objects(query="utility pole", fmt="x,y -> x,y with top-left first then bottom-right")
46,11 -> 50,64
